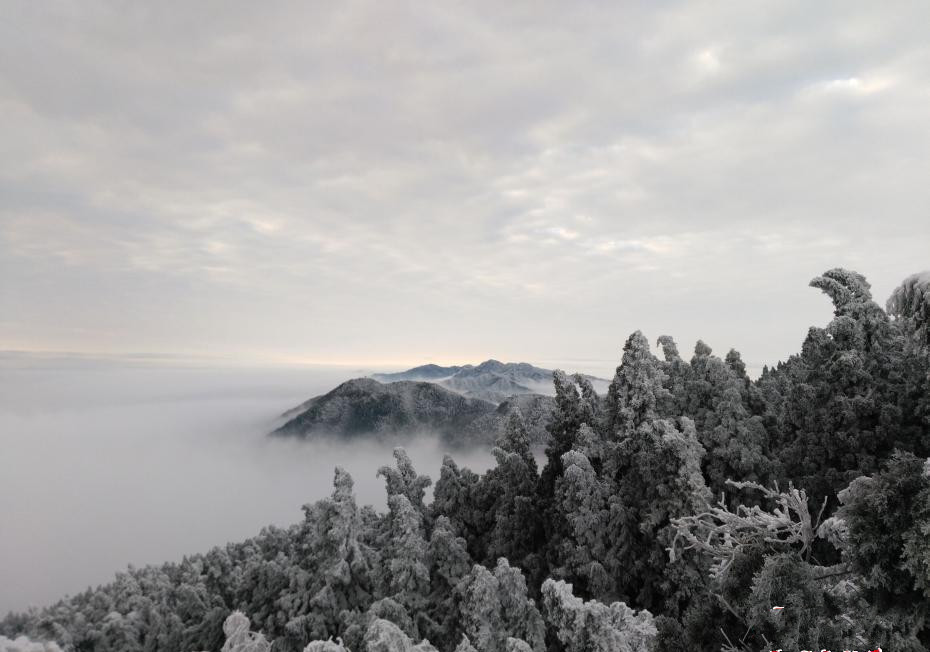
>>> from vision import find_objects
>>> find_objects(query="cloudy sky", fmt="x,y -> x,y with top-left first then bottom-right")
2,2 -> 929,373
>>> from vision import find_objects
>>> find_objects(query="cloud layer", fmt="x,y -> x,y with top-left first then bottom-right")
2,1 -> 929,370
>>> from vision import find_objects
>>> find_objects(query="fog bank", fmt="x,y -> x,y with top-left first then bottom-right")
0,359 -> 494,615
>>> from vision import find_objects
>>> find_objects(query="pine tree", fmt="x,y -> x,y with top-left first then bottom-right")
431,456 -> 487,561
551,449 -> 610,598
219,612 -> 271,652
537,371 -> 590,589
572,374 -> 601,429
423,516 -> 472,651
456,560 -> 544,652
285,467 -> 376,647
887,271 -> 930,346
778,268 -> 930,508
600,332 -> 711,615
656,335 -> 691,416
540,580 -> 655,652
378,448 -> 433,520
483,411 -> 543,573
539,371 -> 586,497
839,451 -> 930,641
604,331 -> 671,438
377,494 -> 430,639
702,382 -> 772,505
456,566 -> 502,652
681,340 -> 738,437
363,618 -> 438,652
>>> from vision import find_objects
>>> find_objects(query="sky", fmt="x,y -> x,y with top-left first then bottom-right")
2,2 -> 930,374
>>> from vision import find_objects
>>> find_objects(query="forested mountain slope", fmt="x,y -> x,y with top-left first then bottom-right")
273,378 -> 559,447
4,268 -> 930,652
274,362 -> 609,446
271,378 -> 498,445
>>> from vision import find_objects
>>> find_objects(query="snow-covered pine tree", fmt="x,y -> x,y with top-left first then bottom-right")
600,332 -> 711,616
456,560 -> 544,652
540,579 -> 655,652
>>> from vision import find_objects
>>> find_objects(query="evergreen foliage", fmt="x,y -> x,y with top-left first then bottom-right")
3,268 -> 929,651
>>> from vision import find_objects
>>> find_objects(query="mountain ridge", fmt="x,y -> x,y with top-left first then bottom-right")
274,360 -> 608,446
371,359 -> 608,403
272,378 -> 500,445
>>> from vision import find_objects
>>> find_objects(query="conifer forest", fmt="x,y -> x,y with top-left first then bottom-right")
3,268 -> 930,652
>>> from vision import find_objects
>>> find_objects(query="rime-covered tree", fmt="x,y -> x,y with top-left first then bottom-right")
0,635 -> 62,652
605,416 -> 710,616
572,374 -> 601,429
422,516 -> 472,651
724,348 -> 748,382
886,271 -> 930,442
604,331 -> 671,438
702,382 -> 772,505
540,580 -> 655,652
539,371 -> 586,498
681,340 -> 734,433
536,371 -> 590,589
598,332 -> 711,615
550,448 -> 610,598
303,639 -> 348,652
835,452 -> 930,645
481,411 -> 543,574
380,495 -> 430,634
431,456 -> 488,562
379,449 -> 433,520
282,467 -> 377,648
888,271 -> 930,346
777,268 -> 930,508
7,266 -> 930,652
456,560 -> 544,652
656,335 -> 776,508
656,335 -> 691,416
666,473 -> 929,650
219,612 -> 271,652
362,618 -> 437,652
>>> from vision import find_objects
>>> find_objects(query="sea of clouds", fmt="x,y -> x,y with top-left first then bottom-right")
0,356 -> 494,615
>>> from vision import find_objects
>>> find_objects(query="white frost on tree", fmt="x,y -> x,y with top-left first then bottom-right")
0,636 -> 62,652
553,448 -> 610,595
887,270 -> 930,345
669,479 -> 829,580
605,330 -> 672,436
303,639 -> 348,651
220,612 -> 271,652
457,560 -> 545,652
363,618 -> 437,652
378,448 -> 432,516
540,580 -> 655,652
382,493 -> 430,621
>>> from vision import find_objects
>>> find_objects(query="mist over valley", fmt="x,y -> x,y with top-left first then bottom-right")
0,358 -> 506,615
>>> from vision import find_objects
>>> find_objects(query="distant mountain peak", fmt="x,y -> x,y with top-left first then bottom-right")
371,359 -> 609,404
272,378 -> 499,444
274,360 -> 610,446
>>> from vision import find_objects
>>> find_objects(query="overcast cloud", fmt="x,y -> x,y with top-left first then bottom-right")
2,1 -> 929,371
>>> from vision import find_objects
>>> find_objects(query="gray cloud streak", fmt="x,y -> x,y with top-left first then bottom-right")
2,1 -> 929,368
